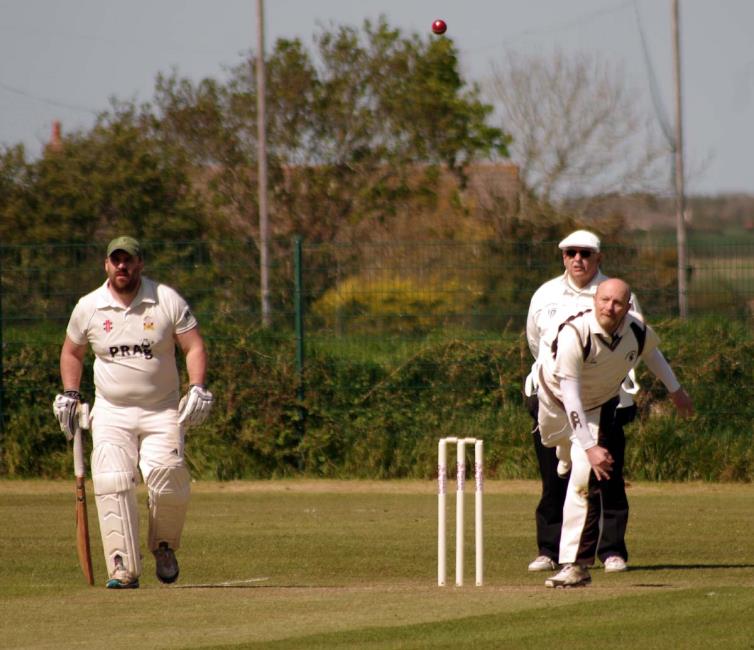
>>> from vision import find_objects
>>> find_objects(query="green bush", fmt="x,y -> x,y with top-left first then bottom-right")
627,317 -> 754,481
311,272 -> 484,335
2,318 -> 754,481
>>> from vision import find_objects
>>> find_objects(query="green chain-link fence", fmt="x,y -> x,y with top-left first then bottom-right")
2,237 -> 754,420
299,237 -> 754,337
2,237 -> 754,479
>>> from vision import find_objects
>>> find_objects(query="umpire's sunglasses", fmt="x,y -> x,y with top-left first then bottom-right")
564,248 -> 594,259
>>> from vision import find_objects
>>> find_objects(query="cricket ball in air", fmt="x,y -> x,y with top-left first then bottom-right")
431,19 -> 447,35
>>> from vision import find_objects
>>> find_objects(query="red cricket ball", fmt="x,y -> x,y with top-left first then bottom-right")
431,19 -> 447,35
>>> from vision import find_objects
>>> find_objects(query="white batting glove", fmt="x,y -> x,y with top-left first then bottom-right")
178,384 -> 214,428
53,391 -> 81,441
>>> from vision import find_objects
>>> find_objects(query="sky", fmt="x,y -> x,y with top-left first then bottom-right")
1,0 -> 752,196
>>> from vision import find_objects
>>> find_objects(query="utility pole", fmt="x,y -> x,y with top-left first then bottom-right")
256,0 -> 271,326
672,0 -> 688,319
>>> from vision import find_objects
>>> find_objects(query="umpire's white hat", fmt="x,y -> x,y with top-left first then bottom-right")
558,230 -> 601,252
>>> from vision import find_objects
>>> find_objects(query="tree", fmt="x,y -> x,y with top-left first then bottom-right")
0,103 -> 217,319
486,50 -> 667,208
153,16 -> 509,246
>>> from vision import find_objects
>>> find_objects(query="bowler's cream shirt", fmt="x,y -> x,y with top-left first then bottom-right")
539,309 -> 658,411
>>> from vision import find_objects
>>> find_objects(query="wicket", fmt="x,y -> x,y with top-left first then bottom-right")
437,437 -> 483,586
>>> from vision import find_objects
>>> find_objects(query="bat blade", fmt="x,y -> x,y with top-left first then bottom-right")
73,406 -> 94,586
75,476 -> 95,586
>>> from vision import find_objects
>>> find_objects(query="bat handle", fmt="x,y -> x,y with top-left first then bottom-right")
73,428 -> 85,478
73,403 -> 89,479
78,402 -> 90,430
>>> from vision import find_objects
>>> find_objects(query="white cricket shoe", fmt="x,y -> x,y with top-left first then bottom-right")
556,460 -> 572,477
603,556 -> 628,573
106,554 -> 139,589
544,563 -> 591,588
556,443 -> 571,477
154,542 -> 180,584
528,555 -> 559,572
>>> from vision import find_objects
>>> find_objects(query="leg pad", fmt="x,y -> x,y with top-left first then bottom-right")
146,465 -> 191,552
92,443 -> 141,579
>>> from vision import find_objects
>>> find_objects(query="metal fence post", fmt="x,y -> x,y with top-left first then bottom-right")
0,243 -> 4,437
293,236 -> 305,402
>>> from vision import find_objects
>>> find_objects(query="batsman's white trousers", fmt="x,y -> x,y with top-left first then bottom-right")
90,399 -> 190,575
91,398 -> 185,479
537,389 -> 604,566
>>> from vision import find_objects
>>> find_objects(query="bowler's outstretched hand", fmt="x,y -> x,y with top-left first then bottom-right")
670,388 -> 694,418
586,445 -> 613,481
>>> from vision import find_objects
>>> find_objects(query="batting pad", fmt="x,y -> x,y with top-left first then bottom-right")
146,465 -> 191,552
91,443 -> 141,579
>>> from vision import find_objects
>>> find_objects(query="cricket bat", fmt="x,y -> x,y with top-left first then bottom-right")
73,403 -> 94,586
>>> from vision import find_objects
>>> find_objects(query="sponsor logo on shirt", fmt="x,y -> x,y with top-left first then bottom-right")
109,340 -> 154,360
103,319 -> 113,333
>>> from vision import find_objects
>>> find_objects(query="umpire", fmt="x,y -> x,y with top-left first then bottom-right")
524,230 -> 639,574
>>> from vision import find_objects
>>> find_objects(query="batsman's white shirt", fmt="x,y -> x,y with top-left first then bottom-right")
66,276 -> 198,408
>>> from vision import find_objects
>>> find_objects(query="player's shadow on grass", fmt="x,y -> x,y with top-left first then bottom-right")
175,584 -> 310,589
629,563 -> 754,571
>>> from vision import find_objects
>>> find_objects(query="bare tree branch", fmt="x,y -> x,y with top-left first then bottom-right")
486,50 -> 669,208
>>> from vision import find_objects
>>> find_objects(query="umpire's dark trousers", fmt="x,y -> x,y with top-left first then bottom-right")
528,395 -> 632,563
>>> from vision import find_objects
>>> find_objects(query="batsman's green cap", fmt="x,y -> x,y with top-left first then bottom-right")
106,236 -> 142,258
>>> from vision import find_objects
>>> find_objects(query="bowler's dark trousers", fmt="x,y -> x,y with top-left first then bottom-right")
528,395 -> 633,563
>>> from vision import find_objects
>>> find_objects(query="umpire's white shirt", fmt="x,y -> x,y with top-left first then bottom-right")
66,276 -> 198,408
527,270 -> 610,362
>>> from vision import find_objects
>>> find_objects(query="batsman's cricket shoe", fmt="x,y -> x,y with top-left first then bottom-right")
528,555 -> 559,572
603,556 -> 628,573
544,563 -> 591,588
154,542 -> 179,584
106,555 -> 139,589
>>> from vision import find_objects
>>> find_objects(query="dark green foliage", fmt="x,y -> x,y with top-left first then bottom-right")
2,342 -> 93,476
4,318 -> 754,481
628,317 -> 754,481
0,103 -> 221,325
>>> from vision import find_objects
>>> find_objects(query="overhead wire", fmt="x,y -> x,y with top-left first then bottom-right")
632,0 -> 675,148
461,0 -> 635,55
0,80 -> 97,114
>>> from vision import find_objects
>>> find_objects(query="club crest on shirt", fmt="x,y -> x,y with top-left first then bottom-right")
143,316 -> 155,331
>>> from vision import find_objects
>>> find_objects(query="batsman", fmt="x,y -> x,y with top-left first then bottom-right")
53,236 -> 213,589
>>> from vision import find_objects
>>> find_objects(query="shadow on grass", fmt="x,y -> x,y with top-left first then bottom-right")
175,584 -> 316,589
628,563 -> 754,571
174,579 -> 347,589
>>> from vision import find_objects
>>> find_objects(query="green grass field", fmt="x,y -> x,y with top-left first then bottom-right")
2,480 -> 754,649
